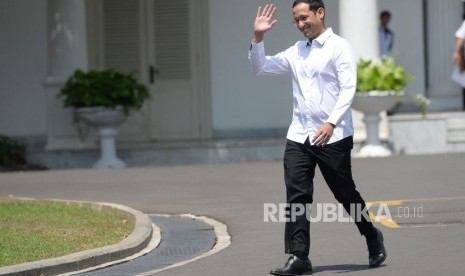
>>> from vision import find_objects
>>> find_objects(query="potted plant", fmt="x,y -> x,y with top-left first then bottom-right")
352,58 -> 413,157
58,69 -> 150,168
356,58 -> 412,94
58,69 -> 149,117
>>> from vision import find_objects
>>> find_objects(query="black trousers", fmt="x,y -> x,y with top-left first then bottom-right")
283,136 -> 375,256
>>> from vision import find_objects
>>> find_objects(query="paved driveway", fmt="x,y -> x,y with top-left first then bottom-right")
1,153 -> 464,275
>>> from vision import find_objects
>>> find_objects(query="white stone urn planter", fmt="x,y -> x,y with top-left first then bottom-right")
75,107 -> 126,168
352,91 -> 404,157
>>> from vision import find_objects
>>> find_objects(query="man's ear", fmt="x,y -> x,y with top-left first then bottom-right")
317,7 -> 325,19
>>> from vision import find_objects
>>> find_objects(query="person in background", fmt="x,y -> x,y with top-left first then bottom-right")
379,10 -> 393,57
452,19 -> 465,110
453,20 -> 465,72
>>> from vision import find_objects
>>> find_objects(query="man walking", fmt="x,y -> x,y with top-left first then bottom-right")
248,1 -> 386,275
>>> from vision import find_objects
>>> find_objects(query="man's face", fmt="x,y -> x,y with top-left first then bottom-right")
381,15 -> 391,27
292,3 -> 325,40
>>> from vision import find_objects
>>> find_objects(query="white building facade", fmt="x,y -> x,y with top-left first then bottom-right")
0,0 -> 463,152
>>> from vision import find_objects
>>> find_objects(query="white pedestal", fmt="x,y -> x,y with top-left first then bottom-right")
77,107 -> 126,168
355,113 -> 392,157
352,93 -> 404,157
94,128 -> 126,168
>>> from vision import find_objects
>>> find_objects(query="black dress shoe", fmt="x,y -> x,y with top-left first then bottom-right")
367,227 -> 387,268
270,255 -> 313,275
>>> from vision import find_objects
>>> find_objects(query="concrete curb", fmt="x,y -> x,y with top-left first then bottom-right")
0,197 -> 154,276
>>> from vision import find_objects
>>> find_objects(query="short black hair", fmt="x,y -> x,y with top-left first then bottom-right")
380,10 -> 391,19
292,0 -> 325,12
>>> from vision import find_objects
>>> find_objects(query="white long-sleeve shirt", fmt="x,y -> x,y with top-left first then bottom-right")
379,26 -> 394,57
456,20 -> 465,39
248,28 -> 357,145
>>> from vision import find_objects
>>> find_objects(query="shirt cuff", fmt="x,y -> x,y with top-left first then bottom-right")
327,122 -> 336,128
249,41 -> 265,53
326,116 -> 340,127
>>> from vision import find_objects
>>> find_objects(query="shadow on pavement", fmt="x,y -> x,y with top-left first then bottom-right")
313,263 -> 378,273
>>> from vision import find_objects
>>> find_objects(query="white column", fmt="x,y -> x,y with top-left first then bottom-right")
45,0 -> 88,82
44,0 -> 95,150
425,0 -> 462,111
339,0 -> 379,60
339,0 -> 391,148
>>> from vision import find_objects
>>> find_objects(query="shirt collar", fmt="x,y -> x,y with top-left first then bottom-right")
307,27 -> 333,47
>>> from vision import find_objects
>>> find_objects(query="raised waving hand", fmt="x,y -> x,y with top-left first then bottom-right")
253,4 -> 277,43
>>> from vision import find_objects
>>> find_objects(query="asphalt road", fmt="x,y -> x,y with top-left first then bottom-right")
1,153 -> 464,275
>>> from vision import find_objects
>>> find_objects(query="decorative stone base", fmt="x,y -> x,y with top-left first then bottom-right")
389,112 -> 465,155
354,144 -> 393,158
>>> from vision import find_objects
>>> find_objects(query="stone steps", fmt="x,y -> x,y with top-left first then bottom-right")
389,112 -> 465,155
447,116 -> 465,143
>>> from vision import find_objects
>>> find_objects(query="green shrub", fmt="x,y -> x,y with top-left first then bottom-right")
58,69 -> 150,115
0,136 -> 26,168
357,58 -> 414,93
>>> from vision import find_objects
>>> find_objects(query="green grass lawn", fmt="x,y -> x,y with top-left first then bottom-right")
0,200 -> 134,267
